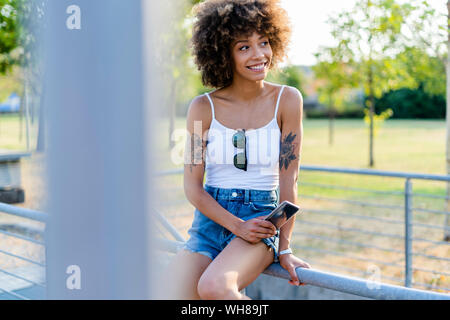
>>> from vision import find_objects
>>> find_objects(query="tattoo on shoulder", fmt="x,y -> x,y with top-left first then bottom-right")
279,132 -> 298,171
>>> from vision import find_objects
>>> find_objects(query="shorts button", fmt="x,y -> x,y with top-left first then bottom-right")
231,192 -> 237,197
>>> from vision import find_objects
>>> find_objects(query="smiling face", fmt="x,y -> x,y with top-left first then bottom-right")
230,31 -> 273,82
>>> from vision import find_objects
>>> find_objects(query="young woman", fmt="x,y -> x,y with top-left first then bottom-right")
164,0 -> 310,300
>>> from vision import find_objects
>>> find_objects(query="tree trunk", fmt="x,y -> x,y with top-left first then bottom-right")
168,80 -> 177,149
328,95 -> 334,146
444,0 -> 450,241
368,64 -> 375,167
24,75 -> 31,151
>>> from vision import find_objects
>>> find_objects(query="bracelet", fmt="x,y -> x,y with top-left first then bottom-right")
278,248 -> 293,256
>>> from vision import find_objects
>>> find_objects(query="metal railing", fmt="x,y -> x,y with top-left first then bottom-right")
0,204 -> 46,300
157,165 -> 450,293
157,237 -> 449,299
1,164 -> 449,299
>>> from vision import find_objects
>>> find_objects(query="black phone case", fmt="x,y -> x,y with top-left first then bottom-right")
265,201 -> 300,229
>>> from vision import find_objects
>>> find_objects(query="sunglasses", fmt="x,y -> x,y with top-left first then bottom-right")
232,129 -> 247,171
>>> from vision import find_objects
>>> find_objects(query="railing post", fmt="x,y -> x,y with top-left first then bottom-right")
404,178 -> 413,287
43,0 -> 155,299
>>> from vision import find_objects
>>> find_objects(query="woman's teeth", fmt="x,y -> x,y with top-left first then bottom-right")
247,62 -> 266,71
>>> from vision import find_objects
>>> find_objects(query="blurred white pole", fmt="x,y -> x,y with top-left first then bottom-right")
44,0 -> 155,299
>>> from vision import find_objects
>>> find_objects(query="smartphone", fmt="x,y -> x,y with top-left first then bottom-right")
264,200 -> 300,229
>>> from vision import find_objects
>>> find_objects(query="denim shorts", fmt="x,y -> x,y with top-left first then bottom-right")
183,184 -> 280,263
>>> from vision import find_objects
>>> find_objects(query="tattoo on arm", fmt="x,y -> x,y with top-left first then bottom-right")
185,133 -> 208,173
279,132 -> 298,171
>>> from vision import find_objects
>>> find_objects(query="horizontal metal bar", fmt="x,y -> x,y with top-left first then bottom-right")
0,287 -> 30,300
264,263 -> 450,300
0,249 -> 46,267
0,152 -> 32,162
293,232 -> 403,254
411,251 -> 450,262
154,165 -> 450,182
412,266 -> 450,277
301,194 -> 404,210
304,257 -> 404,285
156,238 -> 450,300
0,269 -> 46,288
412,192 -> 450,200
299,181 -> 404,196
300,219 -> 446,245
297,232 -> 450,264
412,221 -> 450,232
0,229 -> 45,246
292,244 -> 404,269
0,203 -> 48,223
154,168 -> 183,176
412,281 -> 450,292
299,165 -> 450,182
300,220 -> 404,240
303,207 -> 404,225
412,207 -> 450,216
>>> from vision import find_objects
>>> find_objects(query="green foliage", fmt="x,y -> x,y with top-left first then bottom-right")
0,0 -> 45,74
266,65 -> 306,96
363,107 -> 393,136
390,47 -> 446,97
0,0 -> 20,74
319,0 -> 446,98
374,85 -> 446,119
313,48 -> 360,113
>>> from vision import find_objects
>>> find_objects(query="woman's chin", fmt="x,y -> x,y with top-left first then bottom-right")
244,72 -> 267,82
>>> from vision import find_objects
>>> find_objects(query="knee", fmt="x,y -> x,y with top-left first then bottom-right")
197,274 -> 237,300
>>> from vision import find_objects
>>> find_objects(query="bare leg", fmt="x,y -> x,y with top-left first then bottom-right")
159,249 -> 212,299
197,237 -> 274,300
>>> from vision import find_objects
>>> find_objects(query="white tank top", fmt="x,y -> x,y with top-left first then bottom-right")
204,85 -> 285,191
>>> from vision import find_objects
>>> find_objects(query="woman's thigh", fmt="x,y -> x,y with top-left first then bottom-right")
199,237 -> 274,292
160,249 -> 212,299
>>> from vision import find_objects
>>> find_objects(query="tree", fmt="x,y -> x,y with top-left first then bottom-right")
323,0 -> 444,167
153,0 -> 202,149
0,0 -> 46,151
0,0 -> 20,74
313,47 -> 358,145
445,0 -> 450,242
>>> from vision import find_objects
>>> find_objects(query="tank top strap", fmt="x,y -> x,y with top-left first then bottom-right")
274,85 -> 285,119
204,92 -> 215,120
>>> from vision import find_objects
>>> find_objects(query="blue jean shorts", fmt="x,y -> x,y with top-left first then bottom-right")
183,184 -> 280,263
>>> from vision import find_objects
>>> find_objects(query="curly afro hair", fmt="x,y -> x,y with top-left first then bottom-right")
190,0 -> 292,88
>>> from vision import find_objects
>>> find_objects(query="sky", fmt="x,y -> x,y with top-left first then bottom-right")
280,0 -> 448,66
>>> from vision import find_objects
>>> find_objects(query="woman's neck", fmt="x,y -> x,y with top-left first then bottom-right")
226,77 -> 266,102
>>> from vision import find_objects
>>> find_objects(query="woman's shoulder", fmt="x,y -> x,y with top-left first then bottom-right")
186,93 -> 213,124
276,84 -> 303,116
264,82 -> 302,100
261,82 -> 302,106
283,85 -> 303,103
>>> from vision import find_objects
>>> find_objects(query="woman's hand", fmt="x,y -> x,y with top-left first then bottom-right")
279,254 -> 311,286
236,215 -> 277,244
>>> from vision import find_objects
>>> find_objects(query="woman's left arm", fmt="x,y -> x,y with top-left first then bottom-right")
278,86 -> 311,286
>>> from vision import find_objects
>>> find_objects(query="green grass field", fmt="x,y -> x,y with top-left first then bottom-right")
0,113 -> 37,151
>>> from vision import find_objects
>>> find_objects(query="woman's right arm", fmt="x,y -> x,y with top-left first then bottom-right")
183,96 -> 243,235
183,96 -> 276,243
